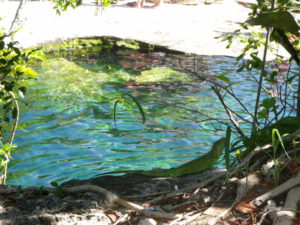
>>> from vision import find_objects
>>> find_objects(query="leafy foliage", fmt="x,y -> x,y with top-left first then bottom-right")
53,0 -> 112,15
212,0 -> 300,167
0,27 -> 39,184
53,0 -> 82,15
246,11 -> 299,35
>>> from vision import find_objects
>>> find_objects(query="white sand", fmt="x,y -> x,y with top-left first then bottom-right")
0,0 -> 289,58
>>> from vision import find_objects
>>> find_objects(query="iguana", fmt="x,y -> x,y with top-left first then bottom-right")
94,138 -> 225,178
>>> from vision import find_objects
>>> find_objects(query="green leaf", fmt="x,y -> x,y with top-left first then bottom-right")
4,82 -> 14,92
236,65 -> 244,72
39,186 -> 44,197
268,71 -> 278,82
246,11 -> 299,35
0,40 -> 4,50
225,126 -> 231,170
216,75 -> 230,83
50,181 -> 58,187
261,97 -> 276,109
271,128 -> 290,160
19,86 -> 26,96
258,108 -> 268,119
16,185 -> 22,196
285,74 -> 297,83
57,186 -> 63,198
0,58 -> 7,64
12,107 -> 17,119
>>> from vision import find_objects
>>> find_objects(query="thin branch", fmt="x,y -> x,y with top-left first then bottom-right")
251,0 -> 276,132
212,86 -> 246,138
178,58 -> 254,123
246,67 -> 271,95
251,171 -> 300,207
1,90 -> 20,185
8,0 -> 27,35
297,67 -> 300,117
8,91 -> 19,145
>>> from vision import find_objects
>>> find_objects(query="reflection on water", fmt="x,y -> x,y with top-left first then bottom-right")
7,48 -> 294,187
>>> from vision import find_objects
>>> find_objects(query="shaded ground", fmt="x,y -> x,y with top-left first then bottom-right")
0,170 -> 227,225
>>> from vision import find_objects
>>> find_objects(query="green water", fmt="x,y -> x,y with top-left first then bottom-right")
6,48 -> 279,186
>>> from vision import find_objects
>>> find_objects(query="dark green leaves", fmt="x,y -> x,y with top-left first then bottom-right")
258,97 -> 276,119
50,181 -> 58,187
50,181 -> 63,198
0,33 -> 36,184
19,87 -> 26,96
216,75 -> 230,83
12,107 -> 17,119
247,11 -> 299,35
0,40 -> 4,50
262,97 -> 276,109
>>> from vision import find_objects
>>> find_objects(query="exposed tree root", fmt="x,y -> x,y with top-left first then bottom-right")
272,186 -> 300,225
251,172 -> 300,207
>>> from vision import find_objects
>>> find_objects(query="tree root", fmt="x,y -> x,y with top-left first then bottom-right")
203,172 -> 262,224
272,186 -> 300,225
251,171 -> 300,207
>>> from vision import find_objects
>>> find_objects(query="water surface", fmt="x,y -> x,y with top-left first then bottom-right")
7,47 -> 294,186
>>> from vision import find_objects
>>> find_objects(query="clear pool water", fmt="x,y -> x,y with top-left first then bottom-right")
6,47 -> 296,187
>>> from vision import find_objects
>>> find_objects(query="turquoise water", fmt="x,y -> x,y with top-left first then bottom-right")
6,48 -> 296,187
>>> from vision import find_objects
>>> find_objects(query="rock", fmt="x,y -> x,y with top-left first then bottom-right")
138,218 -> 157,225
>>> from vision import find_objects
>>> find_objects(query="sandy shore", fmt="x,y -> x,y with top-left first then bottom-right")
0,0 -> 289,58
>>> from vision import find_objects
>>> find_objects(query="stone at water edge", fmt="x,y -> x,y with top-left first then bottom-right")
138,218 -> 157,225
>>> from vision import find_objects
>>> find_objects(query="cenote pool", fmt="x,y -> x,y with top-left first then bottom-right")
6,45 -> 296,187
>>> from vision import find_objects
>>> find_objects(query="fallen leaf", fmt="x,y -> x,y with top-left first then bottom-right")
259,180 -> 275,187
106,213 -> 118,223
242,190 -> 258,201
234,201 -> 257,214
176,203 -> 198,212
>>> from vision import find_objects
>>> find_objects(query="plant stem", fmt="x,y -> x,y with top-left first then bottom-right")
297,67 -> 300,117
1,91 -> 19,185
251,0 -> 276,134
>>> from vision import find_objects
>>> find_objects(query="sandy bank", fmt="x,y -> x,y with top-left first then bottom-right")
0,0 -> 290,58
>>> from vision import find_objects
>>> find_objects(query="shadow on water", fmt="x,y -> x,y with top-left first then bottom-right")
6,46 -> 273,186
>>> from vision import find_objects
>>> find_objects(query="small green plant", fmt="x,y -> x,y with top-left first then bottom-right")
53,0 -> 111,15
50,181 -> 64,198
0,143 -> 16,184
263,128 -> 291,186
224,126 -> 231,170
16,185 -> 22,196
210,0 -> 299,166
0,28 -> 39,184
292,139 -> 297,163
53,0 -> 83,15
39,186 -> 44,197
